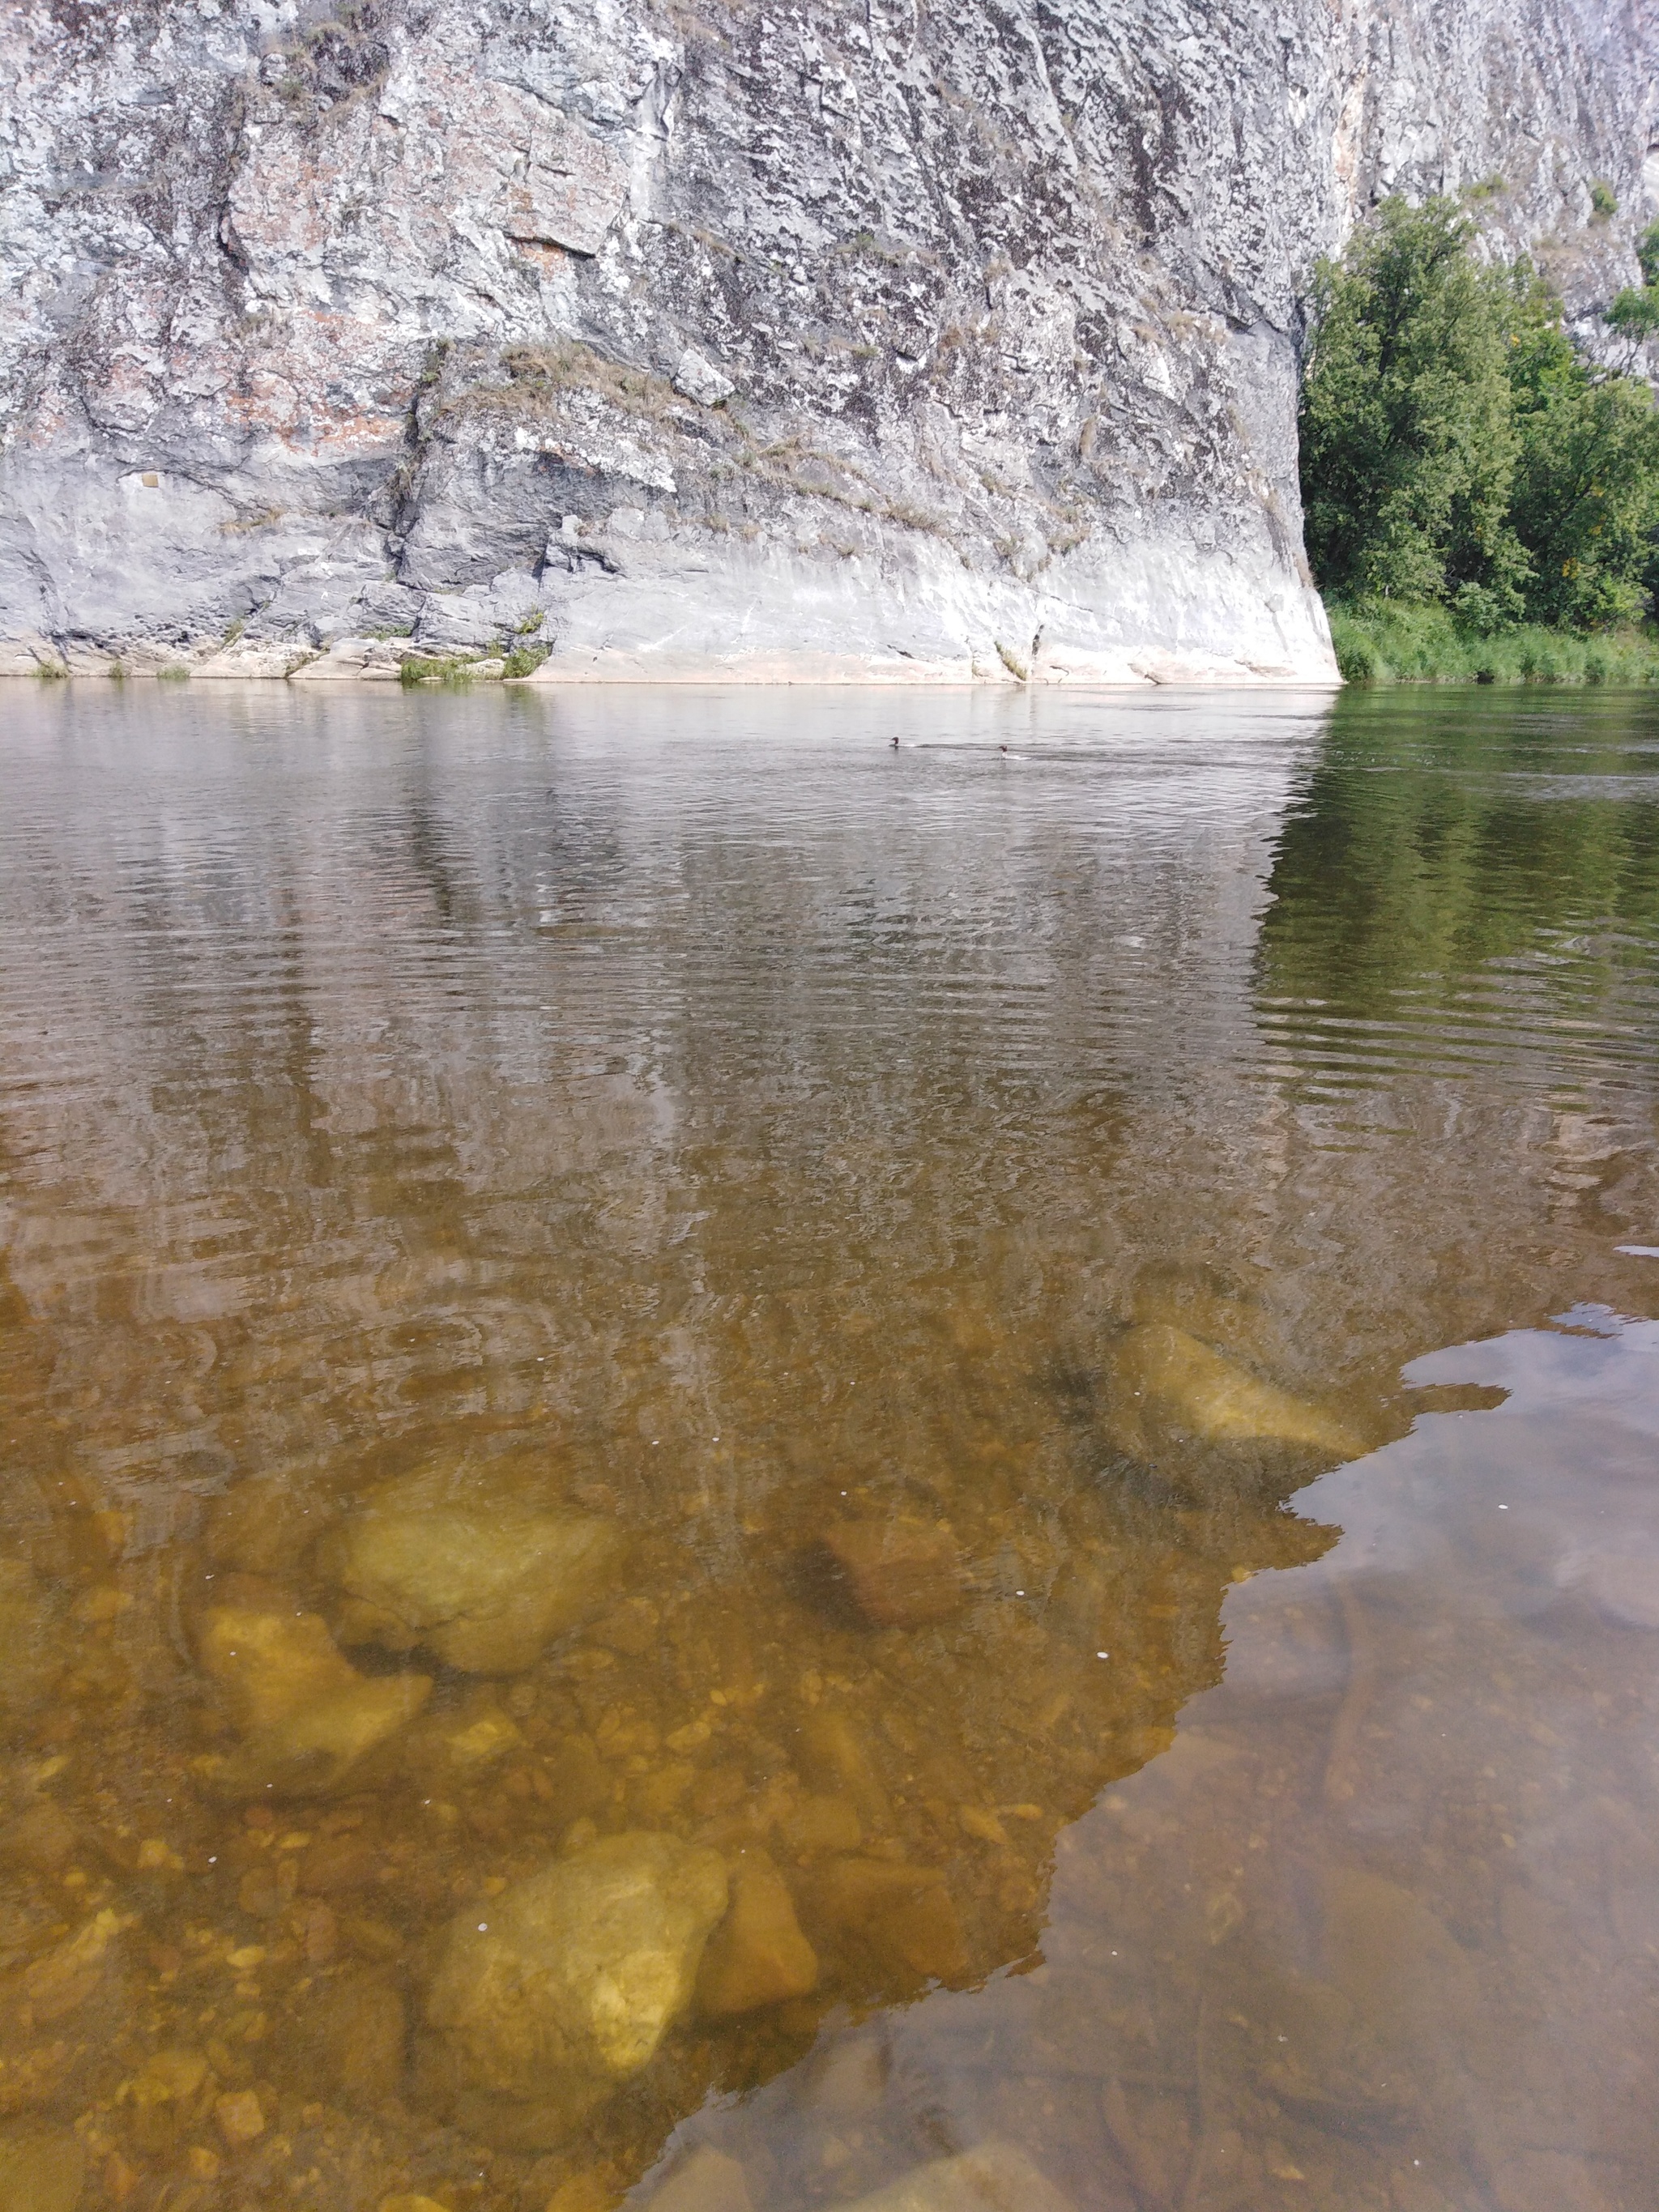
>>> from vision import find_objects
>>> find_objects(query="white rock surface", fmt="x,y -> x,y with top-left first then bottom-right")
0,0 -> 1651,681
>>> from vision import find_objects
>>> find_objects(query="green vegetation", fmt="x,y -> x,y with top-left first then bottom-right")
399,651 -> 488,686
1299,197 -> 1659,682
1606,218 -> 1659,365
1327,603 -> 1659,684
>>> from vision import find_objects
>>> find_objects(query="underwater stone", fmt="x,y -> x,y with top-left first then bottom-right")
16,1909 -> 126,2027
1105,1324 -> 1363,1460
401,1692 -> 525,1786
645,2146 -> 753,2212
197,1600 -> 431,1796
695,1849 -> 818,2016
425,1831 -> 727,2129
320,1479 -> 625,1673
304,1966 -> 407,2104
836,2143 -> 1073,2212
822,1518 -> 963,1628
779,1794 -> 864,1857
0,2129 -> 86,2212
0,1562 -> 60,1715
803,1857 -> 968,1985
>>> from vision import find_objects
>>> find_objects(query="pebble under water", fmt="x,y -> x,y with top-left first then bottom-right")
2,683 -> 1659,2212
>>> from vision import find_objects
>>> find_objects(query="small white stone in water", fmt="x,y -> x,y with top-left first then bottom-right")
478,1923 -> 488,1932
1097,1652 -> 1109,1659
1499,1504 -> 1508,1510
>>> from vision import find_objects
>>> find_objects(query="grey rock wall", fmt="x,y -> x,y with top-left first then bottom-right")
0,0 -> 1653,684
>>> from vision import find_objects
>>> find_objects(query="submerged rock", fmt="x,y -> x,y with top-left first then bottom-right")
645,2146 -> 753,2212
835,2144 -> 1073,2212
0,2129 -> 87,2212
319,1477 -> 625,1673
0,1561 -> 61,1715
401,1690 -> 524,1786
15,1909 -> 127,2028
300,1965 -> 408,2105
695,1850 -> 818,2017
779,1795 -> 864,1857
424,1831 -> 727,2139
802,1857 -> 968,1987
197,1599 -> 431,1796
1105,1324 -> 1362,1463
821,1519 -> 962,1629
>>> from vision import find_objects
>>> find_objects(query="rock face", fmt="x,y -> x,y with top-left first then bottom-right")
0,0 -> 1653,682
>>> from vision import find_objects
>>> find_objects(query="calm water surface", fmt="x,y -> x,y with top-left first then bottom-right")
2,684 -> 1658,2212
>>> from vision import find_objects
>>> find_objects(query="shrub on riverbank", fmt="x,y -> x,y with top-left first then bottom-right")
1301,196 -> 1659,662
1327,602 -> 1659,685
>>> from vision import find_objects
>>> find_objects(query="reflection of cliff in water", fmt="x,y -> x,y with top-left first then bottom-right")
11,685 -> 1659,2203
0,688 -> 1380,2197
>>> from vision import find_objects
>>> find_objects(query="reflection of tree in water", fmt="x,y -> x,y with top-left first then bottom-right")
1257,693 -> 1659,1074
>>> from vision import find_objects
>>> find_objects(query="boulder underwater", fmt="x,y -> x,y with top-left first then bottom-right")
831,2142 -> 1073,2212
821,1518 -> 963,1629
195,1596 -> 432,1796
424,1831 -> 728,2145
694,1848 -> 818,2017
1104,1323 -> 1363,1464
318,1473 -> 626,1673
0,1561 -> 63,1718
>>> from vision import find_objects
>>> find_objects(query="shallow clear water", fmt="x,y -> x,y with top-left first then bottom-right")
1,683 -> 1657,2212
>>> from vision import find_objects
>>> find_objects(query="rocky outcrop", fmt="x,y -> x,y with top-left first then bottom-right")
0,0 -> 1653,682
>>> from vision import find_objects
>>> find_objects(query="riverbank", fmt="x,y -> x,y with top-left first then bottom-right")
1329,603 -> 1659,686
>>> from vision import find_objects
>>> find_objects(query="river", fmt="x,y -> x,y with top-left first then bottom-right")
2,682 -> 1657,2212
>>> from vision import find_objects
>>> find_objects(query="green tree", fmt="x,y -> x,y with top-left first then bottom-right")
1302,198 -> 1659,633
1606,217 -> 1659,369
1299,198 -> 1528,621
1505,268 -> 1659,628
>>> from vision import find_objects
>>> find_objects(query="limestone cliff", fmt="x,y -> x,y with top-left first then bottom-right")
0,0 -> 1653,684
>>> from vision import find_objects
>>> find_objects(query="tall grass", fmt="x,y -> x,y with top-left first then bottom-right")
1328,603 -> 1659,687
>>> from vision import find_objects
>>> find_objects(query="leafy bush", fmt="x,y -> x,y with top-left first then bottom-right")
1324,601 -> 1659,685
1299,199 -> 1525,616
1300,198 -> 1659,641
1606,219 -> 1659,366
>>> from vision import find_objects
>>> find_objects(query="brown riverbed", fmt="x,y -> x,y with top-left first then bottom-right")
1,684 -> 1657,2212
